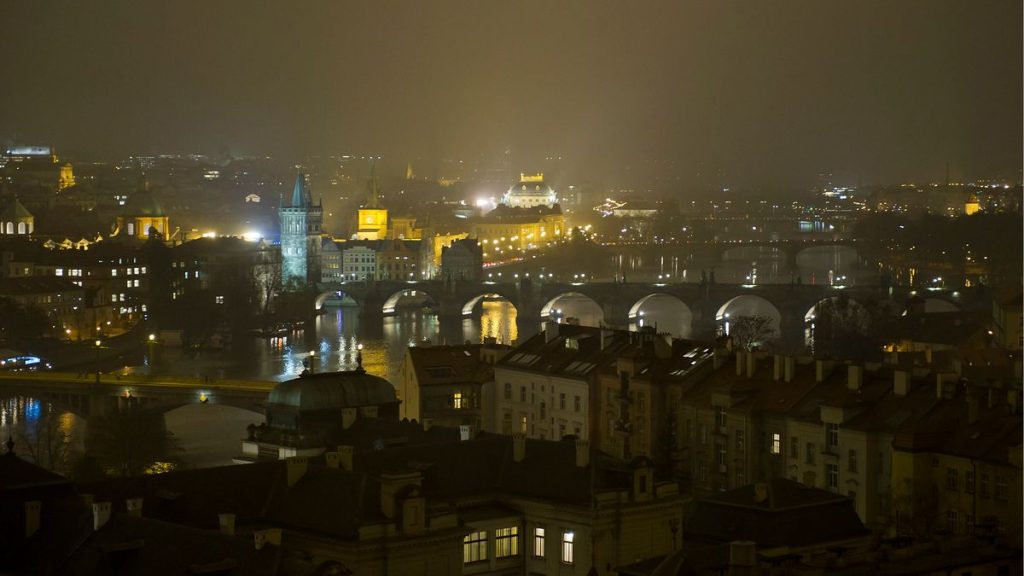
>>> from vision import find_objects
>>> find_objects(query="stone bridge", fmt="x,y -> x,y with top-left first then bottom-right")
316,279 -> 981,351
0,372 -> 272,420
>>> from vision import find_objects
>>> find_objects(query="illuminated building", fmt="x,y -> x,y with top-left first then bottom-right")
501,173 -> 557,208
57,163 -> 75,191
0,198 -> 34,235
280,172 -> 323,286
355,164 -> 388,240
965,191 -> 981,215
341,242 -> 377,281
114,180 -> 170,240
471,203 -> 564,258
375,239 -> 420,281
440,238 -> 482,282
422,232 -> 469,278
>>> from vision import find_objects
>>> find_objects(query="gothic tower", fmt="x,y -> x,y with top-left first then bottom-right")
280,172 -> 323,286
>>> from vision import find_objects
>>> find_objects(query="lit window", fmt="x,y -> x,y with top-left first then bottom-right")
715,406 -> 727,429
561,531 -> 574,565
453,392 -> 464,409
463,531 -> 487,564
110,268 -> 116,277
215,296 -> 225,304
495,526 -> 519,558
520,416 -> 527,433
55,269 -> 63,276
533,527 -> 545,558
770,433 -> 781,455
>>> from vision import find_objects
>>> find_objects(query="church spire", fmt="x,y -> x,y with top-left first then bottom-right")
365,159 -> 381,209
291,172 -> 306,208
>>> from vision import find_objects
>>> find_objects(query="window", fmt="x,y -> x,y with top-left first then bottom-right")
215,295 -> 224,304
980,474 -> 990,498
540,402 -> 546,419
698,461 -> 707,482
790,437 -> 799,458
533,527 -> 545,557
520,416 -> 528,433
504,383 -> 511,400
453,392 -> 464,409
686,419 -> 693,439
495,526 -> 519,558
463,530 -> 487,564
806,443 -> 816,464
561,531 -> 574,565
574,395 -> 581,412
946,510 -> 959,533
735,430 -> 745,452
770,433 -> 781,455
995,476 -> 1008,501
699,424 -> 707,445
848,449 -> 858,473
559,393 -> 566,410
965,470 -> 975,493
520,386 -> 526,402
826,463 -> 839,489
716,406 -> 727,429
826,423 -> 839,447
946,468 -> 959,491
716,443 -> 726,467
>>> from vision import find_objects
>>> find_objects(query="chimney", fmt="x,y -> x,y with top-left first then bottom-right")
753,482 -> 769,504
894,370 -> 910,396
745,351 -> 756,378
341,407 -> 357,429
815,360 -> 833,383
24,501 -> 41,538
735,352 -> 744,376
338,445 -> 354,471
575,439 -> 590,468
847,365 -> 863,391
219,513 -> 236,537
253,528 -> 281,551
772,355 -> 783,381
544,321 -> 559,343
459,424 -> 474,441
512,433 -> 526,462
92,501 -> 112,531
784,357 -> 795,383
125,497 -> 143,518
728,541 -> 757,576
286,456 -> 309,488
324,451 -> 340,469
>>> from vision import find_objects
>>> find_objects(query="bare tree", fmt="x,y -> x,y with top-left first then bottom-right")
17,411 -> 75,475
730,314 -> 777,351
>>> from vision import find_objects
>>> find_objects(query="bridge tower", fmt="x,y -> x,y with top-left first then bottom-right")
280,172 -> 323,286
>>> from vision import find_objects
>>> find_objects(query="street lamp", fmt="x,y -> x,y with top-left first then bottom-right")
93,339 -> 102,384
308,350 -> 316,374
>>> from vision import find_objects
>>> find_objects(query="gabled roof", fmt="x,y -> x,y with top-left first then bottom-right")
0,197 -> 33,220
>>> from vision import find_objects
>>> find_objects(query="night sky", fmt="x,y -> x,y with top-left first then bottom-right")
1,1 -> 1020,188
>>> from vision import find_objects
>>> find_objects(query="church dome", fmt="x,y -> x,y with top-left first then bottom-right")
502,173 -> 556,208
124,189 -> 165,217
268,369 -> 398,412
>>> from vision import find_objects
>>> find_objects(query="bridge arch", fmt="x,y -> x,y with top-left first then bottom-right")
381,288 -> 439,315
628,293 -> 693,338
715,295 -> 782,345
540,292 -> 604,327
461,292 -> 518,316
315,288 -> 361,311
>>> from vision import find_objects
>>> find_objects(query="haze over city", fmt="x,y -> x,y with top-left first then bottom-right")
1,0 -> 1021,189
0,2 -> 1022,576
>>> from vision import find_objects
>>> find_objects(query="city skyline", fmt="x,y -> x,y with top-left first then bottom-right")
0,1 -> 1020,189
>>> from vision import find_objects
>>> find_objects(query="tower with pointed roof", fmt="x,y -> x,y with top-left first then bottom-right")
355,162 -> 388,240
280,172 -> 323,286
